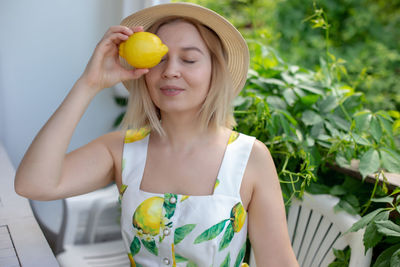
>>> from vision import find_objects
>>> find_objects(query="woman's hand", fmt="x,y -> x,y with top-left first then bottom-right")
80,25 -> 149,93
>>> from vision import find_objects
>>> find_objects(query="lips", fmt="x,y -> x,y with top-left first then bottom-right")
160,85 -> 185,96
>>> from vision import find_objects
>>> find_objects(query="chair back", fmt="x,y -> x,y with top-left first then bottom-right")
249,194 -> 372,267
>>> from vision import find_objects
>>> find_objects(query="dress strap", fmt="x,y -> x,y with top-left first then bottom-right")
214,132 -> 256,198
121,129 -> 150,189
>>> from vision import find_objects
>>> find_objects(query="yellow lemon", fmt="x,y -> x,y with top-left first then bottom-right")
230,202 -> 246,233
228,131 -> 239,144
241,263 -> 249,267
133,196 -> 164,236
119,32 -> 168,69
124,127 -> 151,143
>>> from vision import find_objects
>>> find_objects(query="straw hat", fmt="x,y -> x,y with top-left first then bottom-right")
120,2 -> 249,96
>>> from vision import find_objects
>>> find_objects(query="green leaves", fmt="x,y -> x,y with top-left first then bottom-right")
375,221 -> 400,238
194,219 -> 228,244
354,111 -> 372,132
219,223 -> 234,251
359,148 -> 380,178
130,236 -> 141,256
357,147 -> 400,178
328,247 -> 351,267
380,148 -> 400,174
194,218 -> 237,252
141,239 -> 158,256
373,244 -> 400,267
174,254 -> 198,267
370,116 -> 383,142
163,194 -> 177,219
234,242 -> 247,267
345,208 -> 386,234
363,211 -> 389,251
233,29 -> 400,267
302,110 -> 323,126
174,224 -> 196,245
220,253 -> 230,267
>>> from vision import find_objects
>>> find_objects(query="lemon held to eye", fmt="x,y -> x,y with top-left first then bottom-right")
119,32 -> 168,69
132,196 -> 164,236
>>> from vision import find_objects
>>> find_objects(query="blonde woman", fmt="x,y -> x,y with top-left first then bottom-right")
15,3 -> 298,266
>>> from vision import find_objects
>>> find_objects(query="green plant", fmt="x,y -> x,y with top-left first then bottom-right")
233,38 -> 400,266
181,0 -> 400,111
235,37 -> 400,197
345,188 -> 400,267
328,246 -> 351,267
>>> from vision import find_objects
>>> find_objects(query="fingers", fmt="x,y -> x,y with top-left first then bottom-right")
107,25 -> 133,37
130,26 -> 144,33
104,25 -> 143,39
98,25 -> 146,49
120,68 -> 149,82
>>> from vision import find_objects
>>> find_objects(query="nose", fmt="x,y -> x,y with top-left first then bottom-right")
161,58 -> 181,79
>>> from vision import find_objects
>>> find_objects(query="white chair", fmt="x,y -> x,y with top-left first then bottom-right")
249,193 -> 372,267
62,184 -> 121,246
56,189 -> 129,267
30,184 -> 122,254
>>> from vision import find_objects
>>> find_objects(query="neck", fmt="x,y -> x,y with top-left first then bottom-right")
152,112 -> 221,152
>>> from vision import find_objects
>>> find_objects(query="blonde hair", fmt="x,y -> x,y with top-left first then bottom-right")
120,17 -> 236,135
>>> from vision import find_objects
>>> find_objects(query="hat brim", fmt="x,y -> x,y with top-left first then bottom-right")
120,2 -> 249,96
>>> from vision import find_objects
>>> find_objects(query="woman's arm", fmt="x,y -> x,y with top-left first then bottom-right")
247,140 -> 299,267
15,26 -> 147,201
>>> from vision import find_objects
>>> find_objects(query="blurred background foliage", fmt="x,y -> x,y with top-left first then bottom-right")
175,0 -> 400,112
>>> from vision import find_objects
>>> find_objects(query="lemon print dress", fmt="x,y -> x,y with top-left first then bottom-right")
120,129 -> 255,267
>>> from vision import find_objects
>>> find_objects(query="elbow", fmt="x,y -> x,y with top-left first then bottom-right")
14,173 -> 33,199
14,172 -> 54,201
14,172 -> 27,197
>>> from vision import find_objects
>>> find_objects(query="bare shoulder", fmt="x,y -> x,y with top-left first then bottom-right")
91,130 -> 125,186
246,139 -> 281,201
241,138 -> 278,209
96,130 -> 125,149
247,139 -> 277,178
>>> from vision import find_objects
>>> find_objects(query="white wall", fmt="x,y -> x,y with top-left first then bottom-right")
0,0 -> 169,241
0,0 -> 128,168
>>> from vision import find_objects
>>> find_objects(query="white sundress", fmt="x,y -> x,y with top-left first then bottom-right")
119,128 -> 256,267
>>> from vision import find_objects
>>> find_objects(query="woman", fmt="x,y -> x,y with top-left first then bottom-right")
15,3 -> 298,266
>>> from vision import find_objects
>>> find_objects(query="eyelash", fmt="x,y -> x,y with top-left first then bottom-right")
159,58 -> 196,64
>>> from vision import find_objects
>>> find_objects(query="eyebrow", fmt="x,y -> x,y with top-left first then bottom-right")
181,46 -> 204,55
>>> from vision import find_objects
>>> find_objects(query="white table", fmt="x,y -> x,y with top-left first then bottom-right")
0,142 -> 59,267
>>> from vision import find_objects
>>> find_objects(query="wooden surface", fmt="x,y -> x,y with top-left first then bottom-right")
329,159 -> 400,190
0,142 -> 59,267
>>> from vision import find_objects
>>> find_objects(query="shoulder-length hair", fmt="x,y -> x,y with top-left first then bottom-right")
120,17 -> 236,135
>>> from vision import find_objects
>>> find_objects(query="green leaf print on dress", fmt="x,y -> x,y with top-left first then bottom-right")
220,253 -> 230,267
234,242 -> 247,267
194,219 -> 229,244
194,202 -> 246,252
174,224 -> 196,245
163,193 -> 177,219
130,194 -> 177,256
174,253 -> 199,267
130,236 -> 140,256
219,223 -> 234,251
141,239 -> 158,256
